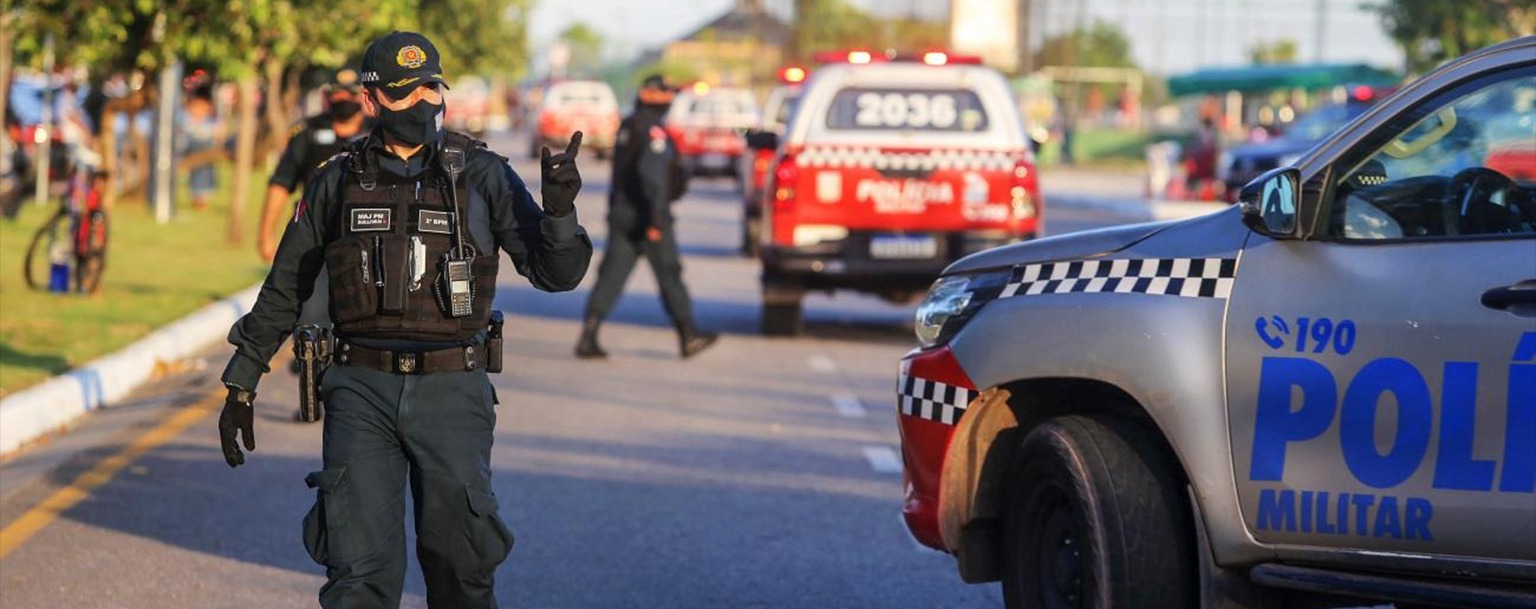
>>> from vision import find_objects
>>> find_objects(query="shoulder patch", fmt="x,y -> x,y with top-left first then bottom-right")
316,151 -> 349,171
649,125 -> 668,153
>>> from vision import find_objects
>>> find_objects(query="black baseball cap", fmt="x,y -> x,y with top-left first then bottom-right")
359,31 -> 449,100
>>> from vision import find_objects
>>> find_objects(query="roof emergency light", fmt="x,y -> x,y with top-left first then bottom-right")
848,51 -> 873,65
923,52 -> 948,66
780,66 -> 808,84
693,82 -> 712,96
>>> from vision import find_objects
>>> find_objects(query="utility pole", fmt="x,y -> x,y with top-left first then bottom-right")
1019,0 -> 1033,75
33,34 -> 55,208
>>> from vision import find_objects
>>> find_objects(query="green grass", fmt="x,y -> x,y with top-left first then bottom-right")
0,163 -> 271,398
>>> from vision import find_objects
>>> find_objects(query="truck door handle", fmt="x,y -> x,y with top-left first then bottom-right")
1482,280 -> 1536,315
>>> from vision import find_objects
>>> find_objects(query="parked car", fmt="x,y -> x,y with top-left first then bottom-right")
666,84 -> 759,179
897,36 -> 1535,609
529,80 -> 620,160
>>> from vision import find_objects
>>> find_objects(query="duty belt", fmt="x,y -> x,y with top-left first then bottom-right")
334,340 -> 483,374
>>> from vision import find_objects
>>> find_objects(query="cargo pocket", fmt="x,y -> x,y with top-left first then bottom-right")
302,466 -> 348,566
464,485 -> 514,574
325,241 -> 377,325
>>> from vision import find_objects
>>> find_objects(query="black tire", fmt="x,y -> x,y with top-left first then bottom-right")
23,211 -> 66,291
761,301 -> 803,336
1001,415 -> 1194,609
75,210 -> 108,294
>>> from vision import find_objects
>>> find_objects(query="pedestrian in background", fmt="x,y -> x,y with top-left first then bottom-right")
257,69 -> 373,262
575,74 -> 717,360
218,31 -> 591,608
180,79 -> 221,211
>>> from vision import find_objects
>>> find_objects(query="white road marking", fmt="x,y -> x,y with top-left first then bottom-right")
862,446 -> 903,475
808,355 -> 837,373
832,393 -> 867,418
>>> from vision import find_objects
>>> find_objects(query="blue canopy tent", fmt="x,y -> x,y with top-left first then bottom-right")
1167,63 -> 1400,97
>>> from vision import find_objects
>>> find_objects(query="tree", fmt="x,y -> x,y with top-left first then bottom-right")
1034,20 -> 1137,69
1368,0 -> 1536,73
421,0 -> 534,80
558,22 -> 605,77
1248,39 -> 1299,64
791,0 -> 876,61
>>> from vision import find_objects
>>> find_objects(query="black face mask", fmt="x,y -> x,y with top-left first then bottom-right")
376,100 -> 444,146
329,100 -> 363,122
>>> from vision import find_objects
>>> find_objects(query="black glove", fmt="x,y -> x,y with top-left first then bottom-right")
219,386 -> 256,468
540,131 -> 583,217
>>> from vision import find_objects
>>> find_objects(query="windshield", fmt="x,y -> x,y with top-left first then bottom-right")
825,87 -> 989,132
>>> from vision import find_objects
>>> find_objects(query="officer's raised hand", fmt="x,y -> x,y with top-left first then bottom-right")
219,386 -> 256,467
540,130 -> 583,217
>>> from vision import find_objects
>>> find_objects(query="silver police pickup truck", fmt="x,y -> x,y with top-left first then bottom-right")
897,37 -> 1535,609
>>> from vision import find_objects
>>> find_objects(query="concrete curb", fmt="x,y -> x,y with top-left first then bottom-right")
0,284 -> 261,456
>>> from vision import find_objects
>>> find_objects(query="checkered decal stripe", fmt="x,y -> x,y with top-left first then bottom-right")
898,373 -> 978,425
798,147 -> 1018,172
1000,257 -> 1237,300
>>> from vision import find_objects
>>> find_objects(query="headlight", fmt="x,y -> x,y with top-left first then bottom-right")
914,270 -> 1011,348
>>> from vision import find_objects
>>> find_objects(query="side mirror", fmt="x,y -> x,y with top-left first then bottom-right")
745,130 -> 779,151
1238,167 -> 1301,238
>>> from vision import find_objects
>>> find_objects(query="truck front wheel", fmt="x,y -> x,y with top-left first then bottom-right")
1001,415 -> 1194,609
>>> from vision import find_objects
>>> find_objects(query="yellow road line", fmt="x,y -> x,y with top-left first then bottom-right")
0,394 -> 221,559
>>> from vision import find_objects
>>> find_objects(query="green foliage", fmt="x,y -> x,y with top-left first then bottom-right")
1368,0 -> 1536,73
558,22 -> 605,77
1249,39 -> 1299,65
420,0 -> 533,79
12,0 -> 529,78
1034,19 -> 1137,69
791,0 -> 876,60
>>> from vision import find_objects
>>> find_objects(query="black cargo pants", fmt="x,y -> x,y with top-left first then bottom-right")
304,364 -> 513,609
584,218 -> 694,327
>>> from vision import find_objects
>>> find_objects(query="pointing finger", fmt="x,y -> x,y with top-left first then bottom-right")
565,131 -> 583,158
540,145 -> 552,168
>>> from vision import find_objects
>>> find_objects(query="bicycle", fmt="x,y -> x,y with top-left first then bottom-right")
23,159 -> 108,294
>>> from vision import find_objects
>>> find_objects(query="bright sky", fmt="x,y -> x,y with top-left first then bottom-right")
528,0 -> 1406,76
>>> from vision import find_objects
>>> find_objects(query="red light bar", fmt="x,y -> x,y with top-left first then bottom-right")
779,66 -> 808,84
922,52 -> 948,66
811,50 -> 889,65
1351,85 -> 1375,102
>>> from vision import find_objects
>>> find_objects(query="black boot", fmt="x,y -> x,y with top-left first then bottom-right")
678,322 -> 719,359
575,315 -> 608,359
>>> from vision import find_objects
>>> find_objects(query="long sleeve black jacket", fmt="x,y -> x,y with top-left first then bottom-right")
222,132 -> 592,390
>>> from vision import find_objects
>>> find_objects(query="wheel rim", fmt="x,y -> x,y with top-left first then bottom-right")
1021,483 -> 1087,609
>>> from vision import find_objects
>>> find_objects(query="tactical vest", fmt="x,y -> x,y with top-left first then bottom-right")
324,134 -> 498,341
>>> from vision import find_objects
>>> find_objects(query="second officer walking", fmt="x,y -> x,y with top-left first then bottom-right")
575,75 -> 717,359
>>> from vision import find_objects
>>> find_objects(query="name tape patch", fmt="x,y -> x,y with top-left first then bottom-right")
418,210 -> 453,235
350,208 -> 392,232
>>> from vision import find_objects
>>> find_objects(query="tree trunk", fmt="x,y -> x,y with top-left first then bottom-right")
230,74 -> 260,245
263,56 -> 288,161
0,11 -> 13,156
100,109 -> 119,210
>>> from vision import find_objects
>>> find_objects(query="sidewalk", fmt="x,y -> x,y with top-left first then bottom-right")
0,285 -> 260,456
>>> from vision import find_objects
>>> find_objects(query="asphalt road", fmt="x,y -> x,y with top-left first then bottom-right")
0,131 -> 1144,609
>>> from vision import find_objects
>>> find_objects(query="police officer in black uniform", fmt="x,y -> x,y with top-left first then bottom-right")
575,75 -> 716,359
218,32 -> 591,609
